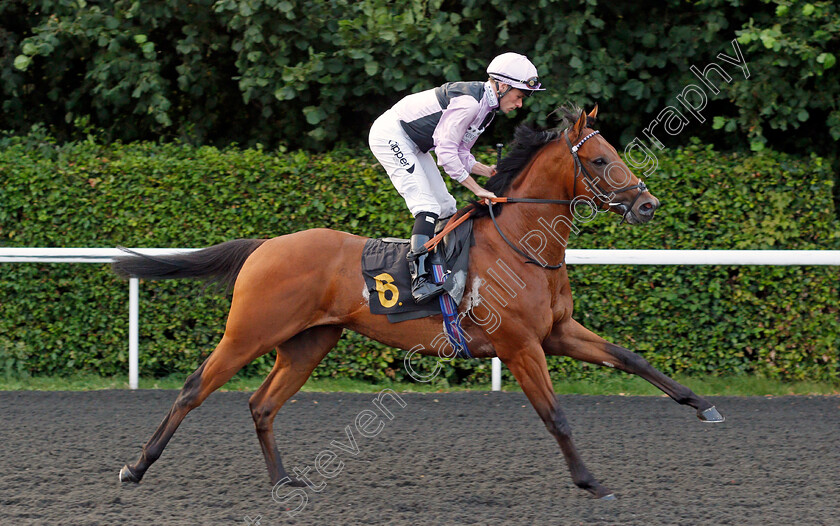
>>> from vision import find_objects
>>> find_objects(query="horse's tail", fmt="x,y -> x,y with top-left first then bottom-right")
111,239 -> 267,292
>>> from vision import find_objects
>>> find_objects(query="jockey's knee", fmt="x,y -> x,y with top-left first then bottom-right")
409,203 -> 442,218
440,199 -> 457,218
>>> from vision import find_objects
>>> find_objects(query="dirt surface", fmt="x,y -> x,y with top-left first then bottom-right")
1,390 -> 838,525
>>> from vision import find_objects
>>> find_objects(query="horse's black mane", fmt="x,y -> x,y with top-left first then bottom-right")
463,105 -> 597,219
484,126 -> 561,197
487,105 -> 597,197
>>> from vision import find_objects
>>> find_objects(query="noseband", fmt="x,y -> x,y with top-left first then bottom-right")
563,129 -> 648,223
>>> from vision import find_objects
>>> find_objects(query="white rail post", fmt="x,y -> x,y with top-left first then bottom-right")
491,357 -> 502,391
129,277 -> 139,390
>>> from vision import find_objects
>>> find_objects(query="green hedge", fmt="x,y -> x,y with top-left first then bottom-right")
1,134 -> 838,384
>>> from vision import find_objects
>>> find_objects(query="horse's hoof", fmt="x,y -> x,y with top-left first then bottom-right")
119,465 -> 140,483
273,476 -> 307,488
697,406 -> 725,423
588,484 -> 615,500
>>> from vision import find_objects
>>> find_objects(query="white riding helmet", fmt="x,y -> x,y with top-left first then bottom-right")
487,52 -> 544,92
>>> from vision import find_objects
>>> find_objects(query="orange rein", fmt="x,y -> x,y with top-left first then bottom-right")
421,198 -> 509,253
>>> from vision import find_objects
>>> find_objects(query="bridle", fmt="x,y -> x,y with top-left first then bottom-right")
562,129 -> 648,223
486,127 -> 649,269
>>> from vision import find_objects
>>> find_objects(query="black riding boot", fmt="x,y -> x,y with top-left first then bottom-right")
407,234 -> 444,304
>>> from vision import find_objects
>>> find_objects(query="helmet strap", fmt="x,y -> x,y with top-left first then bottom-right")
493,80 -> 512,104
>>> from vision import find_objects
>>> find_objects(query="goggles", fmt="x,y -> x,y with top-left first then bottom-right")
521,76 -> 542,89
489,72 -> 542,90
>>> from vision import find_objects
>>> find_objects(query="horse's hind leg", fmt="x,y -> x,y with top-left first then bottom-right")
248,326 -> 343,486
119,333 -> 279,483
545,318 -> 724,422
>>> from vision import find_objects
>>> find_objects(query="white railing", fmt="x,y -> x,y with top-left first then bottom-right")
1,248 -> 199,389
2,247 -> 840,390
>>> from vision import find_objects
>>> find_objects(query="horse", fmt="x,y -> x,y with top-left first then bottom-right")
113,106 -> 723,500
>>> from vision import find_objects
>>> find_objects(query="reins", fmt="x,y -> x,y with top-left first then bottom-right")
487,197 -> 570,269
422,125 -> 649,269
421,194 -> 572,269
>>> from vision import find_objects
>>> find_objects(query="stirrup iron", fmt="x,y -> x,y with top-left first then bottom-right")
408,235 -> 444,304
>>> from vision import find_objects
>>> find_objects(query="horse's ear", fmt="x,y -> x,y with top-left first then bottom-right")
588,104 -> 598,119
570,109 -> 588,140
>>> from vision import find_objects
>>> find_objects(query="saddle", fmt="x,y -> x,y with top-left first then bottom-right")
361,218 -> 473,323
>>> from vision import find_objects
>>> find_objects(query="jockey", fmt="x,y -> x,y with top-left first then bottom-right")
369,52 -> 544,304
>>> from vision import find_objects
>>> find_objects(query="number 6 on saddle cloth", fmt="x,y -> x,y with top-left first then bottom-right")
361,219 -> 473,358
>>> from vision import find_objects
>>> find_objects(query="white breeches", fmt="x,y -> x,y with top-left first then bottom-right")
369,109 -> 458,218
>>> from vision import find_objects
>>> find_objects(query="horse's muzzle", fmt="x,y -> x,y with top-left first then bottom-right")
626,195 -> 660,224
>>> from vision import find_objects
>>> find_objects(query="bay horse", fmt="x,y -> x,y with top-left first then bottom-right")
113,106 -> 723,500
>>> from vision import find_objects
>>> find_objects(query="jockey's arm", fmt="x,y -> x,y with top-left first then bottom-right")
433,100 -> 496,202
459,175 -> 496,202
470,162 -> 497,177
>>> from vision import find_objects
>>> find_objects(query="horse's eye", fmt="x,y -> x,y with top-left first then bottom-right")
593,158 -> 606,166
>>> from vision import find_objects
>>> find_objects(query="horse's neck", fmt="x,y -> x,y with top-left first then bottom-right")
497,154 -> 578,264
497,204 -> 575,264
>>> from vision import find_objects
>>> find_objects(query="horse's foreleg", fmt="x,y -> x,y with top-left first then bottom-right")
500,344 -> 615,499
249,326 -> 343,486
119,334 -> 277,483
545,318 -> 723,422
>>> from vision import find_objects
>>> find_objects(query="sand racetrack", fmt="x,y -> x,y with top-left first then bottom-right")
1,390 -> 838,525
